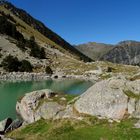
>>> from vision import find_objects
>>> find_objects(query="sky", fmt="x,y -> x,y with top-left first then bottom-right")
8,0 -> 140,45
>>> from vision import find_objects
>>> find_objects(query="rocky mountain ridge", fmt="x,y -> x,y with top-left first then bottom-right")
101,40 -> 140,66
76,40 -> 140,66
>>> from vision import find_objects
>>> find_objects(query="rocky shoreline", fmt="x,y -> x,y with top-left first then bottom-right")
0,72 -> 51,81
0,72 -> 99,82
14,76 -> 140,123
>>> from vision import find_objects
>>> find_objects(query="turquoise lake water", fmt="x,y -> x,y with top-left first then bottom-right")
0,79 -> 93,120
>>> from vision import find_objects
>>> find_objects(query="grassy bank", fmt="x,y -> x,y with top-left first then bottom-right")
7,117 -> 140,140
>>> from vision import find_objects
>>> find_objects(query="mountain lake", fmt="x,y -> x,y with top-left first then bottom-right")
0,79 -> 93,120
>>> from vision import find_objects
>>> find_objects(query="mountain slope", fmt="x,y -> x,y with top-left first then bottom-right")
0,0 -> 92,62
100,41 -> 140,66
76,42 -> 113,60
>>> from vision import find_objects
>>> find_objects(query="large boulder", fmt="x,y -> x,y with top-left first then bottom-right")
16,89 -> 65,123
35,102 -> 64,120
74,77 -> 140,120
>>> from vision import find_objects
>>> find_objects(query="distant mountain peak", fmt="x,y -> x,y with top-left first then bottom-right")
76,42 -> 113,60
118,40 -> 140,45
101,41 -> 140,66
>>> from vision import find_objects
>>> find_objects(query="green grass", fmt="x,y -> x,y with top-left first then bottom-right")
65,94 -> 78,102
7,117 -> 140,140
123,90 -> 140,99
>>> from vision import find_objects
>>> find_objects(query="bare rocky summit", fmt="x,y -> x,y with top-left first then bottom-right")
100,41 -> 140,66
77,40 -> 140,66
76,42 -> 113,60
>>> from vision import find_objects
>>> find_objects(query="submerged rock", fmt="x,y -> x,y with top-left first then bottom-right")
74,76 -> 140,120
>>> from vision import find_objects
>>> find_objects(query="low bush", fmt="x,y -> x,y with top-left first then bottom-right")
1,55 -> 33,72
27,36 -> 46,59
19,60 -> 33,72
1,55 -> 20,72
45,66 -> 53,75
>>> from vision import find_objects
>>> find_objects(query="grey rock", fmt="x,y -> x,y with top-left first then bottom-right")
134,120 -> 140,128
55,105 -> 78,119
5,119 -> 23,133
2,138 -> 14,140
74,77 -> 128,120
101,41 -> 140,66
16,89 -> 64,123
125,80 -> 140,95
132,100 -> 140,118
0,72 -> 51,81
0,134 -> 4,139
35,102 -> 64,120
74,77 -> 140,120
127,98 -> 136,114
0,118 -> 12,134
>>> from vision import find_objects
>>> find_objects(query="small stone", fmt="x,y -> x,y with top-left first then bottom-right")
134,120 -> 140,128
108,119 -> 114,123
60,97 -> 66,101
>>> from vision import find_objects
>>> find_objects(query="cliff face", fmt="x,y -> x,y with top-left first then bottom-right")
100,41 -> 140,66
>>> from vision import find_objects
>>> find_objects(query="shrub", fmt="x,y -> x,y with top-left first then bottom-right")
1,55 -> 33,72
40,47 -> 46,59
0,16 -> 24,41
1,55 -> 20,72
19,60 -> 33,72
17,40 -> 26,51
45,66 -> 53,75
0,53 -> 2,58
107,67 -> 112,72
28,36 -> 46,59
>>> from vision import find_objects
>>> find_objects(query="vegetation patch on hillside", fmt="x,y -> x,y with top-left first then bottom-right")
1,55 -> 33,72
